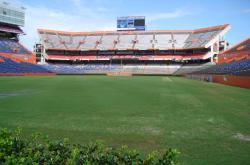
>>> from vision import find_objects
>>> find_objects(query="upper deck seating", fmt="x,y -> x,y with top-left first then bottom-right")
0,38 -> 30,54
134,34 -> 153,50
184,30 -> 220,48
40,33 -> 54,48
173,33 -> 190,48
116,34 -> 136,50
38,24 -> 229,52
81,35 -> 101,50
70,35 -> 86,49
222,37 -> 250,54
154,34 -> 172,49
46,33 -> 65,49
0,24 -> 24,34
59,34 -> 72,44
97,34 -> 118,50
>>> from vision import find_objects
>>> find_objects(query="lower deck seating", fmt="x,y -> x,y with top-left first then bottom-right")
40,63 -> 181,75
194,59 -> 250,75
0,57 -> 50,74
173,63 -> 215,75
41,64 -> 118,74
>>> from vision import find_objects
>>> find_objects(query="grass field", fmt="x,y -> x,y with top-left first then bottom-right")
0,75 -> 249,165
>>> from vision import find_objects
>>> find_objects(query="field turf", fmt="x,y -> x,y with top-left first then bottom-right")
0,75 -> 249,165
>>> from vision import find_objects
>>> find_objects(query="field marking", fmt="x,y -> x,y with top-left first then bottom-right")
105,126 -> 161,135
207,118 -> 215,123
233,133 -> 250,141
162,77 -> 173,82
0,90 -> 35,99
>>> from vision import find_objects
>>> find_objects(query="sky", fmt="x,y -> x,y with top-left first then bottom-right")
2,0 -> 250,49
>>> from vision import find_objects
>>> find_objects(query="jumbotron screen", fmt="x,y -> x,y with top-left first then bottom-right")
117,16 -> 145,31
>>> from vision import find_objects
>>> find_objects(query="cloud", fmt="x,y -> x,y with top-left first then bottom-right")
15,0 -> 194,50
242,9 -> 250,13
97,7 -> 109,12
19,2 -> 115,49
70,0 -> 82,6
146,9 -> 193,22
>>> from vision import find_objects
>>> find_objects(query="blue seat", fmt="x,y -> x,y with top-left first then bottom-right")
41,63 -> 121,74
196,59 -> 250,75
0,38 -> 30,54
0,57 -> 50,74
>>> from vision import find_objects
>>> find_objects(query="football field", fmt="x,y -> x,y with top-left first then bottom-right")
0,76 -> 249,165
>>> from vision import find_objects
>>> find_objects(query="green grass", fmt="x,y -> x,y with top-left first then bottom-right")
0,75 -> 249,165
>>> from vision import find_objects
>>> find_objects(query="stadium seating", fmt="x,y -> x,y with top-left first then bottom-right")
40,64 -> 116,74
134,34 -> 153,50
33,24 -> 234,76
59,34 -> 72,44
0,24 -> 23,34
97,34 -> 118,50
173,62 -> 215,75
218,37 -> 250,64
184,30 -> 219,48
194,59 -> 250,75
70,35 -> 85,49
116,34 -> 136,50
155,34 -> 173,49
0,38 -> 30,54
82,35 -> 101,50
225,38 -> 250,53
38,24 -> 228,51
0,37 -> 35,63
0,57 -> 50,75
173,34 -> 190,48
40,63 -> 181,75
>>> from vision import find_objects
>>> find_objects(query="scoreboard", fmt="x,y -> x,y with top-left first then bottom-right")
117,16 -> 145,31
0,2 -> 25,26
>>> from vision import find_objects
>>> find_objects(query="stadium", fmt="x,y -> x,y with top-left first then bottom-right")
35,24 -> 228,75
0,1 -> 250,164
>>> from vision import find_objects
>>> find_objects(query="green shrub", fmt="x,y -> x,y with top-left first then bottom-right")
0,128 -> 180,165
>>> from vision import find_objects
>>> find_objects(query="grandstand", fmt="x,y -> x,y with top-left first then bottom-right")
0,1 -> 52,75
187,37 -> 250,88
34,25 -> 230,74
193,58 -> 250,75
193,37 -> 250,76
0,2 -> 34,62
35,24 -> 230,74
34,22 -> 250,88
218,37 -> 250,64
0,56 -> 50,75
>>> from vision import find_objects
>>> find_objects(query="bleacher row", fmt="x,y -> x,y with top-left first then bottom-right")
1,56 -> 250,76
0,24 -> 24,34
46,54 -> 206,61
40,59 -> 250,76
40,64 -> 182,75
0,57 -> 50,75
0,38 -> 30,54
39,26 -> 224,51
195,59 -> 250,76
